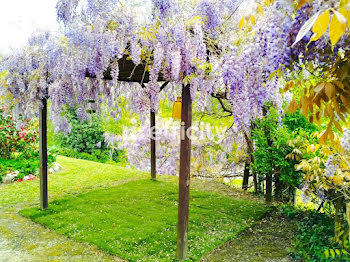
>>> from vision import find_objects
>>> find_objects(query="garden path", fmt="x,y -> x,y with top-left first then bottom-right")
202,210 -> 296,262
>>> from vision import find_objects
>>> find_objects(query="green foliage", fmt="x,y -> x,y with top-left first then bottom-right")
283,110 -> 318,134
0,158 -> 39,180
56,109 -> 105,154
282,206 -> 350,262
21,178 -> 270,261
251,107 -> 306,200
54,147 -> 119,164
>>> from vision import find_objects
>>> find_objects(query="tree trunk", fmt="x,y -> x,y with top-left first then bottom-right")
265,174 -> 272,203
346,202 -> 350,245
242,161 -> 250,190
40,97 -> 48,210
274,173 -> 283,200
263,106 -> 272,203
334,197 -> 344,243
150,110 -> 156,181
253,173 -> 258,194
242,129 -> 258,194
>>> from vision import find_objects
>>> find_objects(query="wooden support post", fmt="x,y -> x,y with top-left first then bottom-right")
176,85 -> 192,260
39,97 -> 48,210
150,110 -> 156,181
242,161 -> 250,190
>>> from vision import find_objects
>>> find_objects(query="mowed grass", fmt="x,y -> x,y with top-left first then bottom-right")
20,179 -> 270,261
0,156 -> 148,208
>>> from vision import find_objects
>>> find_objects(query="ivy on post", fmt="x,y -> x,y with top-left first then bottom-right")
39,95 -> 48,210
177,84 -> 192,260
150,109 -> 156,181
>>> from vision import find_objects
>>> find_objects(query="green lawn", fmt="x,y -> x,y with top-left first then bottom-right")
0,156 -> 148,208
0,156 -> 270,261
20,179 -> 269,261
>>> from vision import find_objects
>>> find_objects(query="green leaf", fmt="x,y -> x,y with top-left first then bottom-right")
330,249 -> 335,258
325,249 -> 330,259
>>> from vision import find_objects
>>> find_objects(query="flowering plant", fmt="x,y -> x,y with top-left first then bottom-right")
0,106 -> 38,160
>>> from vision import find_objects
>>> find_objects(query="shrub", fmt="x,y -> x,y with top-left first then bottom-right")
0,106 -> 56,183
0,107 -> 38,159
282,206 -> 350,262
56,108 -> 106,154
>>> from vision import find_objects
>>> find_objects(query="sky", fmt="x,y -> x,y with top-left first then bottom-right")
0,0 -> 254,55
0,0 -> 59,55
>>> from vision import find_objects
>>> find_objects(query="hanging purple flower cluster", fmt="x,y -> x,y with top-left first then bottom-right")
152,0 -> 175,19
341,129 -> 350,152
197,0 -> 221,35
221,0 -> 293,130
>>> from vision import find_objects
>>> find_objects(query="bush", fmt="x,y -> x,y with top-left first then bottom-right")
281,206 -> 350,262
0,107 -> 56,183
56,108 -> 106,154
0,107 -> 38,159
54,108 -> 126,164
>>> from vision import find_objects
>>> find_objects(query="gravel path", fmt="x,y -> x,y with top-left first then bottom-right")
201,211 -> 296,262
0,209 -> 123,262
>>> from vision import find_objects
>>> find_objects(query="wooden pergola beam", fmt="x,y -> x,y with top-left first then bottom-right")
87,55 -> 165,83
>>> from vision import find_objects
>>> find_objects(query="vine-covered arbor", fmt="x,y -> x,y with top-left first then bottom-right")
38,53 -> 192,259
1,0 -> 298,260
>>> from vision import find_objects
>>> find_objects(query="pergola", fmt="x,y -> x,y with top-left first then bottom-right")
39,54 -> 193,259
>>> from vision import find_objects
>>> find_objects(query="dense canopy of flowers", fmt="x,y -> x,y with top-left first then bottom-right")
0,0 -> 305,134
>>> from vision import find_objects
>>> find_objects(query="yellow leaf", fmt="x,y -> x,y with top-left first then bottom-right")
264,0 -> 271,7
325,83 -> 335,98
315,144 -> 320,151
307,145 -> 312,153
293,11 -> 320,47
340,7 -> 350,29
319,130 -> 328,144
250,15 -> 256,25
257,4 -> 264,15
333,176 -> 343,185
340,0 -> 350,9
239,17 -> 245,29
334,121 -> 344,132
334,10 -> 347,25
329,12 -> 347,46
311,10 -> 330,41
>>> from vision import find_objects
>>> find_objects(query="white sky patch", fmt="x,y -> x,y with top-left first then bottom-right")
0,0 -> 59,55
0,0 -> 254,55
